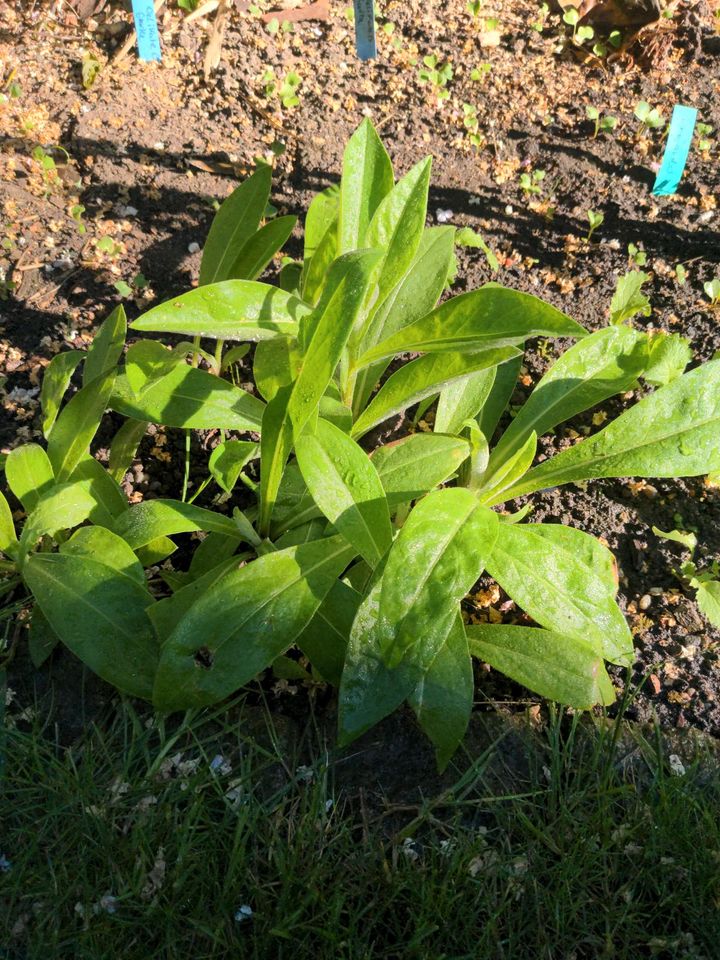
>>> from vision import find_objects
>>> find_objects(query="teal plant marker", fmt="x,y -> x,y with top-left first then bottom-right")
353,0 -> 377,60
652,105 -> 697,196
132,0 -> 162,62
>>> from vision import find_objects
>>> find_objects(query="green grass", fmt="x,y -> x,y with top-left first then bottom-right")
1,691 -> 719,960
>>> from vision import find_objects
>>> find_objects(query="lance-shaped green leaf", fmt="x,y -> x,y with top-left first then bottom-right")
130,281 -> 309,341
477,354 -> 523,442
187,533 -> 242,582
370,434 -> 470,507
297,579 -> 361,686
154,536 -> 355,711
40,350 -> 84,437
351,347 -> 519,439
62,526 -> 147,588
227,215 -> 297,281
0,490 -> 17,556
376,488 -> 499,669
503,359 -> 720,500
149,555 -> 243,642
467,623 -> 615,707
209,440 -> 259,494
17,482 -> 98,566
352,227 -> 455,415
111,363 -> 264,432
356,287 -> 586,368
5,444 -> 55,514
199,165 -> 272,286
304,185 -> 340,261
338,117 -> 394,254
435,367 -> 496,435
408,615 -> 473,772
24,548 -> 158,700
486,522 -> 632,665
253,336 -> 301,403
47,368 -> 116,482
83,305 -> 126,386
113,499 -> 242,551
108,419 -> 148,483
68,456 -> 128,526
302,215 -> 338,307
302,186 -> 339,304
487,326 -> 649,477
480,432 -> 537,506
338,575 -> 419,745
274,518 -> 328,548
28,606 -> 59,669
259,250 -> 382,533
296,418 -> 392,567
365,157 -> 431,304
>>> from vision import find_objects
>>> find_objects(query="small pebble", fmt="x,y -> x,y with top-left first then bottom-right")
436,209 -> 454,223
234,905 -> 253,923
649,587 -> 664,596
504,204 -> 514,215
187,242 -> 201,254
639,595 -> 652,611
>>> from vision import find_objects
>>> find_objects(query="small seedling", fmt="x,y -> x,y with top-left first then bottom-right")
261,69 -> 302,109
96,235 -> 122,259
70,203 -> 86,235
586,106 -> 617,139
627,243 -> 647,267
178,0 -> 200,9
81,52 -> 101,89
562,7 -> 592,43
653,527 -> 720,630
696,123 -> 713,153
530,2 -> 549,32
470,63 -> 492,82
704,278 -> 720,306
418,55 -> 453,101
586,209 -> 604,241
675,264 -> 687,286
519,168 -> 545,196
634,101 -> 665,132
462,103 -> 483,148
467,0 -> 482,16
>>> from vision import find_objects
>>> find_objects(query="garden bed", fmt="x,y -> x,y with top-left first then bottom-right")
1,0 -> 720,750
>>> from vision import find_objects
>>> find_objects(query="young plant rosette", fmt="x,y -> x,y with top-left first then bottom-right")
2,120 -> 718,769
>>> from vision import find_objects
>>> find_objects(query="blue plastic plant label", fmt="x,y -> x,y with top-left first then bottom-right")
353,0 -> 377,61
132,0 -> 162,62
652,104 -> 697,197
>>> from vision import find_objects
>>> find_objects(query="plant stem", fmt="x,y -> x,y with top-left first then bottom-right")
181,430 -> 191,502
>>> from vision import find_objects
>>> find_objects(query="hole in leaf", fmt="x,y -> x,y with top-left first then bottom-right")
194,646 -> 214,669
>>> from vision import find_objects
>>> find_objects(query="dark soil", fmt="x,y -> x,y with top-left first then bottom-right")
2,0 -> 720,776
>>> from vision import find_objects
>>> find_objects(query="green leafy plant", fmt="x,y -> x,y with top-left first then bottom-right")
653,527 -> 720,629
260,68 -> 302,109
470,63 -> 492,82
462,103 -> 483,148
530,1 -> 549,32
519,168 -> 545,196
3,120 -> 720,770
704,278 -> 720,306
418,54 -> 453,102
627,243 -> 647,267
634,101 -> 665,132
675,263 -> 687,286
562,7 -> 593,43
586,209 -> 604,241
586,106 -> 617,139
695,123 -> 713,153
